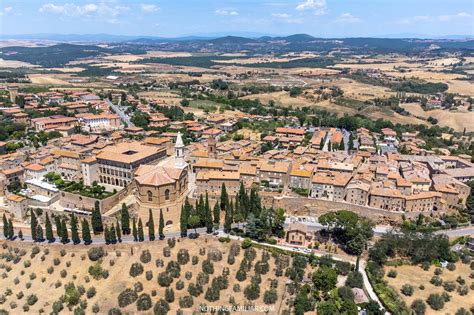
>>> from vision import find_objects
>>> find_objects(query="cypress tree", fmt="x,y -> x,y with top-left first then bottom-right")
138,218 -> 144,242
220,183 -> 228,211
36,224 -> 44,242
328,140 -> 332,151
70,214 -> 80,244
110,224 -> 117,244
159,209 -> 165,240
116,219 -> 122,242
60,219 -> 69,244
121,203 -> 130,235
7,219 -> 14,239
348,134 -> 354,151
205,192 -> 213,233
2,214 -> 8,239
198,194 -> 205,225
224,200 -> 233,233
91,201 -> 103,234
104,225 -> 110,244
180,202 -> 189,237
319,137 -> 324,150
213,201 -> 220,227
132,217 -> 138,241
18,229 -> 23,240
81,219 -> 92,245
148,209 -> 155,241
54,215 -> 62,239
338,141 -> 345,151
45,213 -> 54,242
30,210 -> 37,241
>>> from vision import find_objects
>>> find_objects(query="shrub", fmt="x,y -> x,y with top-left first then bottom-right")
447,262 -> 456,271
227,255 -> 235,265
345,271 -> 363,288
443,281 -> 456,292
163,247 -> 171,257
53,258 -> 60,266
86,287 -> 96,299
192,256 -> 198,265
244,282 -> 260,300
117,288 -> 138,308
165,288 -> 174,303
401,284 -> 414,296
26,294 -> 38,306
455,308 -> 470,315
387,270 -> 397,278
23,260 -> 31,268
167,238 -> 176,248
155,259 -> 164,267
430,275 -> 443,286
157,272 -> 172,287
427,293 -> 445,310
236,269 -> 247,282
199,248 -> 206,256
177,249 -> 190,265
197,272 -> 209,286
108,307 -> 122,315
92,303 -> 99,313
179,296 -> 193,308
166,261 -> 181,278
140,250 -> 151,264
263,289 -> 278,305
207,249 -> 222,262
457,285 -> 469,296
212,276 -> 229,290
411,299 -> 426,315
202,259 -> 214,274
185,271 -> 192,280
241,238 -> 252,249
88,262 -> 106,280
188,283 -> 203,297
456,276 -> 465,285
87,248 -> 105,262
129,263 -> 144,277
204,287 -> 219,302
145,271 -> 153,281
434,267 -> 443,275
60,270 -> 67,278
244,248 -> 257,261
136,293 -> 152,311
255,261 -> 269,275
16,291 -> 24,300
134,282 -> 143,293
233,284 -> 240,293
176,280 -> 184,290
153,299 -> 169,314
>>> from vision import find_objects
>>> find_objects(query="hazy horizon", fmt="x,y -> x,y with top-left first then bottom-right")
0,0 -> 472,38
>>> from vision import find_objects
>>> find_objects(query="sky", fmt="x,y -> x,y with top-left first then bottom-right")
0,0 -> 473,38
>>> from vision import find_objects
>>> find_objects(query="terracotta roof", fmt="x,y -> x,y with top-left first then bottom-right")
97,142 -> 162,164
135,164 -> 184,186
7,194 -> 26,202
25,163 -> 45,172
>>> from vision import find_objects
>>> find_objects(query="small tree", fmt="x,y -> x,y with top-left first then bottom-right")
159,209 -> 165,240
2,214 -> 8,239
91,201 -> 103,235
427,293 -> 445,311
45,213 -> 54,242
138,218 -> 144,242
60,218 -> 69,244
132,217 -> 138,241
121,203 -> 130,235
36,224 -> 44,242
116,219 -> 121,242
81,219 -> 92,245
70,214 -> 80,245
188,215 -> 200,235
30,210 -> 37,241
148,209 -> 155,241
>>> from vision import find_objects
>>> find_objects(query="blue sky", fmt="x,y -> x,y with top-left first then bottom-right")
0,0 -> 473,37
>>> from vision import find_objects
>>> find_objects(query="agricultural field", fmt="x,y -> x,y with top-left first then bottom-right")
401,103 -> 474,132
384,262 -> 473,314
0,238 -> 298,314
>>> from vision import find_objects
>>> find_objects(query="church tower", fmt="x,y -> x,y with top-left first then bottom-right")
175,132 -> 185,168
208,136 -> 217,158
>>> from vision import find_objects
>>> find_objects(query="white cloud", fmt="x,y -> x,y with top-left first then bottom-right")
335,13 -> 361,24
399,12 -> 471,24
39,2 -> 129,18
438,12 -> 471,22
141,4 -> 159,13
296,0 -> 326,15
272,13 -> 303,24
215,9 -> 239,16
4,6 -> 13,13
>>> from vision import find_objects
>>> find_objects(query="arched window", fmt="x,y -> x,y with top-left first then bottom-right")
164,189 -> 170,201
147,191 -> 153,202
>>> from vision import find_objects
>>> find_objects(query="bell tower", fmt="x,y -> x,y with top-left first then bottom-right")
174,132 -> 185,168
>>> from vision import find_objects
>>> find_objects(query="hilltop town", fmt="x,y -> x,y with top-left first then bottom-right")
0,35 -> 473,314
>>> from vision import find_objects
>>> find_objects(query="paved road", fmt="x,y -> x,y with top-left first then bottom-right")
105,98 -> 134,127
